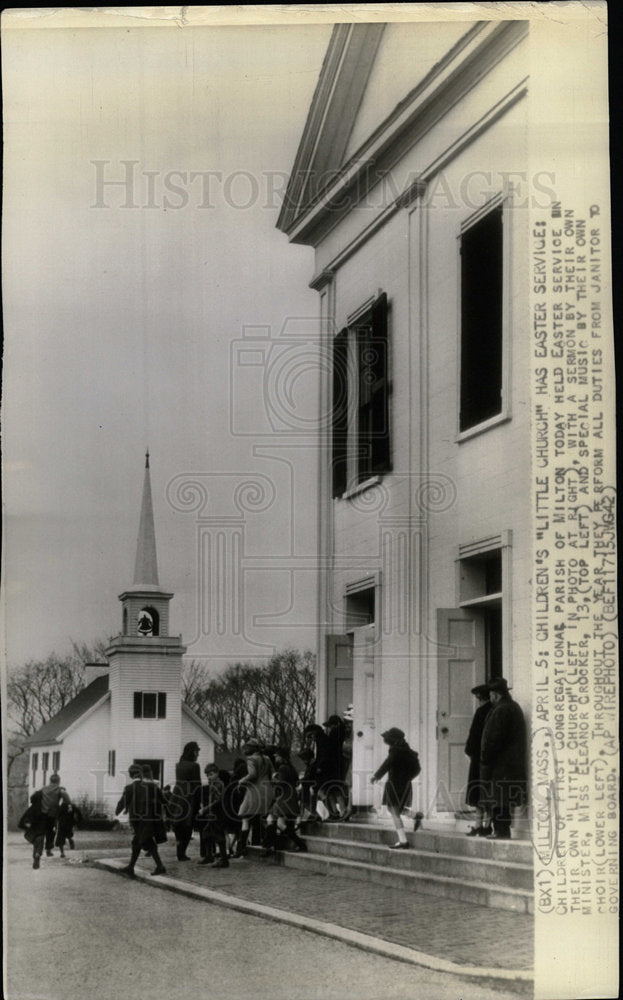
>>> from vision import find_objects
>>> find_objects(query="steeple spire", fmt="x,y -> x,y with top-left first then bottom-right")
133,450 -> 159,586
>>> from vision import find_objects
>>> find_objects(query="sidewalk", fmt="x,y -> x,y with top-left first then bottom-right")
89,838 -> 533,989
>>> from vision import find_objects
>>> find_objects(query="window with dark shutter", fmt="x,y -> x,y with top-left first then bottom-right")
369,292 -> 390,475
134,691 -> 167,719
460,206 -> 503,431
331,329 -> 348,497
332,292 -> 391,495
142,692 -> 157,719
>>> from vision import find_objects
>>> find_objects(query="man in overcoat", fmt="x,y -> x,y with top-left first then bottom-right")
480,677 -> 527,839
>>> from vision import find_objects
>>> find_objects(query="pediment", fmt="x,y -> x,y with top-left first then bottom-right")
276,23 -> 385,236
278,20 -> 528,247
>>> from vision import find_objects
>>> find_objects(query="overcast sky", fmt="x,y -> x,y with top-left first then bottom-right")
2,11 -> 333,669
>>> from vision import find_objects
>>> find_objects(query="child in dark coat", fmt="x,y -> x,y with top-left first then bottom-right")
196,764 -> 229,868
54,797 -> 81,857
371,728 -> 423,849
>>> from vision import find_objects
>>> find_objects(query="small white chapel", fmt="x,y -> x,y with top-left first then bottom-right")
24,453 -> 219,813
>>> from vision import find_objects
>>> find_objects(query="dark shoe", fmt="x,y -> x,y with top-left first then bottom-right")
151,865 -> 166,876
232,848 -> 248,858
466,826 -> 482,837
413,812 -> 423,832
60,849 -> 66,858
46,850 -> 54,857
33,856 -> 41,870
198,857 -> 212,865
212,858 -> 229,868
389,842 -> 409,850
177,855 -> 191,861
120,865 -> 136,878
478,826 -> 493,837
289,842 -> 307,853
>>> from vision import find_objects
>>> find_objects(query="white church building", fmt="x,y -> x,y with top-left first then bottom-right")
24,454 -> 219,812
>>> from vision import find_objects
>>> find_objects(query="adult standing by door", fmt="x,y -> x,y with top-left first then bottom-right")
170,741 -> 201,861
464,683 -> 493,836
480,678 -> 527,839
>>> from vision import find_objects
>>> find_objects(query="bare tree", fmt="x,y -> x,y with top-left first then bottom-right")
186,649 -> 316,752
6,639 -> 108,751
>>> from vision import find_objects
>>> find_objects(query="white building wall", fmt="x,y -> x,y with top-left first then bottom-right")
107,641 -> 183,791
314,29 -> 532,811
181,713 -> 216,771
58,702 -> 111,806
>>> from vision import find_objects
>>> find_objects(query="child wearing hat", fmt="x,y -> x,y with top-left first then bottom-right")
371,728 -> 423,849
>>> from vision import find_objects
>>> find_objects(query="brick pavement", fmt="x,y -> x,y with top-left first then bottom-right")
105,839 -> 533,974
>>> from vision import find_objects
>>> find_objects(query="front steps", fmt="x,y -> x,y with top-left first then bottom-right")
248,820 -> 534,914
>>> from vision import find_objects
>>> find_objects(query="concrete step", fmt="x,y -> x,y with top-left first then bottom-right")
247,846 -> 533,914
305,821 -> 534,866
302,835 -> 533,891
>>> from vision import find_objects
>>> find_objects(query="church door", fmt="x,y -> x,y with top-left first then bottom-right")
351,625 -> 378,809
436,608 -> 485,812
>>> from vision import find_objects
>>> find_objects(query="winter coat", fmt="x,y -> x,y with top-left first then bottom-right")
238,752 -> 274,818
373,740 -> 417,812
325,722 -> 347,782
464,701 -> 492,806
169,759 -> 201,828
195,778 -> 227,835
270,762 -> 300,820
115,779 -> 167,847
480,695 -> 527,812
309,730 -> 342,790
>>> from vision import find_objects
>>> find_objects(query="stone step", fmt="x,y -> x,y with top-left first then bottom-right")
302,835 -> 533,891
304,821 -> 534,866
247,846 -> 533,914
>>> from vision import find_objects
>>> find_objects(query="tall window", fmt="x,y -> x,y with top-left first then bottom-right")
52,751 -> 60,772
332,292 -> 390,496
460,204 -> 503,432
108,750 -> 116,776
41,752 -> 49,783
32,753 -> 38,776
133,691 -> 167,719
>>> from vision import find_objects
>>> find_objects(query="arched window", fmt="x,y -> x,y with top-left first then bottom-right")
137,606 -> 160,636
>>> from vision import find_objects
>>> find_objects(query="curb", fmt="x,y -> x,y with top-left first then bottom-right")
94,858 -> 533,989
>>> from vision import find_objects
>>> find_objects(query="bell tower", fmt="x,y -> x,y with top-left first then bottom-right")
106,451 -> 186,785
118,451 -> 173,637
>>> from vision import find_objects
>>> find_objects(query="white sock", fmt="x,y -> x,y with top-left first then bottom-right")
397,828 -> 407,844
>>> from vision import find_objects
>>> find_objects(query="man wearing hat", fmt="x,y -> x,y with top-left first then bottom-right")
480,678 -> 527,839
464,684 -> 492,836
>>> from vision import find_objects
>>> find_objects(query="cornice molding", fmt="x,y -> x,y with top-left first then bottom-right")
283,19 -> 529,248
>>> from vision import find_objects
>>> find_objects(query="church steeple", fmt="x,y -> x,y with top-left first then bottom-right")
133,450 -> 159,587
117,452 -> 174,638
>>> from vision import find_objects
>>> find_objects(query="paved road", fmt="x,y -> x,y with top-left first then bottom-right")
5,845 -> 521,1000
